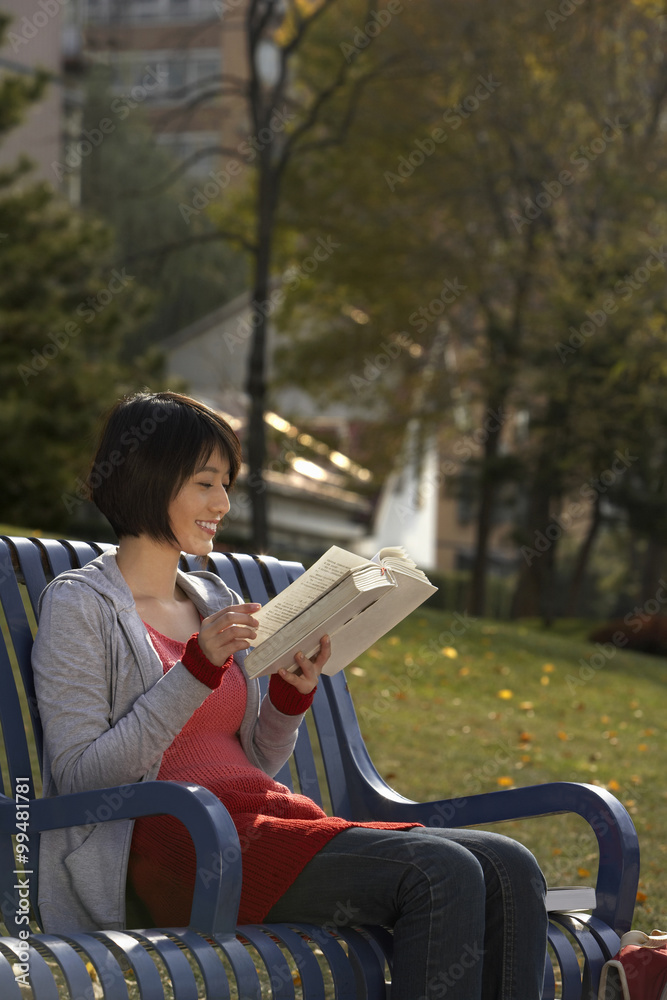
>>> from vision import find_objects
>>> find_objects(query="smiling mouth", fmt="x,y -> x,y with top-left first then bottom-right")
195,520 -> 219,536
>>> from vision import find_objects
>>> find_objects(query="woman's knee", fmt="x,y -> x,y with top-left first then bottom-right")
401,833 -> 487,900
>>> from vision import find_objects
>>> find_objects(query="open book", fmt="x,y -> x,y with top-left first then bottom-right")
243,545 -> 437,679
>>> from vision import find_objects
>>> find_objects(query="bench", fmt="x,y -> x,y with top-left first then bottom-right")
0,535 -> 640,998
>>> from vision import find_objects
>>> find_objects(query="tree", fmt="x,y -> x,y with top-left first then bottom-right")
77,69 -> 248,354
0,23 -> 162,532
271,0 -> 667,615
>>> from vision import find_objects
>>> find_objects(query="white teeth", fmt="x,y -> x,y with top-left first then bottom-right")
197,521 -> 218,530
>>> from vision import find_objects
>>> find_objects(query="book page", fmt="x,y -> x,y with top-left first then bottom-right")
252,545 -> 368,645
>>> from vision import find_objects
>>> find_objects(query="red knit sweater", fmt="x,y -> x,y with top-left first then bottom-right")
128,624 -> 418,925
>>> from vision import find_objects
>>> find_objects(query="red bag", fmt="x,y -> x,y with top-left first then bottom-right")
598,930 -> 667,1000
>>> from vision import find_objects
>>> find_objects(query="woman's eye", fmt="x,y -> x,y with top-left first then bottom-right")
197,482 -> 213,488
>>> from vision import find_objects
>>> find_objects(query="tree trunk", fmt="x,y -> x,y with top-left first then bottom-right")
467,400 -> 504,616
564,493 -> 602,616
244,156 -> 276,553
640,538 -> 666,605
510,480 -> 555,621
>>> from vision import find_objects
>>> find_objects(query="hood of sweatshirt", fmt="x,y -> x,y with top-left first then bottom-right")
37,546 -> 233,621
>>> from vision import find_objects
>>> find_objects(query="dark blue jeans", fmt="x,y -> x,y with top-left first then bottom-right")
266,826 -> 548,1000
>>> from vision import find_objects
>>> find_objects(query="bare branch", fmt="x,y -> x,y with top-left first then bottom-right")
282,0 -> 339,59
153,83 -> 249,130
123,230 -> 258,265
124,146 -> 247,197
277,51 -> 402,177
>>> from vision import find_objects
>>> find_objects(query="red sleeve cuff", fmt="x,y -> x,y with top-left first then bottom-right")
269,672 -> 317,715
182,634 -> 233,689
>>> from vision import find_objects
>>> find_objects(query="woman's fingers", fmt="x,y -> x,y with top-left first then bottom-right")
197,603 -> 261,664
278,636 -> 330,693
203,603 -> 261,627
310,634 -> 331,669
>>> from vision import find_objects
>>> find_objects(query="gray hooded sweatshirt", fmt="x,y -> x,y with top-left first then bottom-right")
32,548 -> 305,933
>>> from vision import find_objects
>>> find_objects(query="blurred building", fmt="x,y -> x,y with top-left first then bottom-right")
0,0 -> 64,182
76,0 -> 251,180
1,0 -> 255,197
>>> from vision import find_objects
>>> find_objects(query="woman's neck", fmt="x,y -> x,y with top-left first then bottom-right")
115,535 -> 181,603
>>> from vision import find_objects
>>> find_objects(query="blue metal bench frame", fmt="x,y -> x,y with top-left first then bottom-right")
0,535 -> 640,998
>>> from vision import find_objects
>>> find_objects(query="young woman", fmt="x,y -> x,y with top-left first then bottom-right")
32,390 -> 548,999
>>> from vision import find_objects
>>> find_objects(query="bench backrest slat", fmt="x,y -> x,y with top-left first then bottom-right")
0,539 -> 42,781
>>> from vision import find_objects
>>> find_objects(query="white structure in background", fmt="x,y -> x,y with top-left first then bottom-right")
370,423 -> 439,570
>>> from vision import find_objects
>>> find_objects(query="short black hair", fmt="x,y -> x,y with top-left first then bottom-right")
88,390 -> 242,543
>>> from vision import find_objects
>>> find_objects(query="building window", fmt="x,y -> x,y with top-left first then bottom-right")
84,0 -> 219,24
169,0 -> 192,18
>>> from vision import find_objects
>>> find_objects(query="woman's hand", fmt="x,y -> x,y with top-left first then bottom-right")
197,603 -> 261,666
278,635 -> 331,694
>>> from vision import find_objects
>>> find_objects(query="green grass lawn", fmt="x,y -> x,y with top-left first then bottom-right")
346,608 -> 667,928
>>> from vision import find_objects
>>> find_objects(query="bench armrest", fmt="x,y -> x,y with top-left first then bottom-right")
371,782 -> 639,934
2,781 -> 241,935
322,674 -> 640,934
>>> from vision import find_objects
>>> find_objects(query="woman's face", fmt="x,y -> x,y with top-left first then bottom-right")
166,447 -> 231,555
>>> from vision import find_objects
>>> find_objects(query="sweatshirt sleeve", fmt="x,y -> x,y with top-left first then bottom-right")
32,579 -> 213,795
